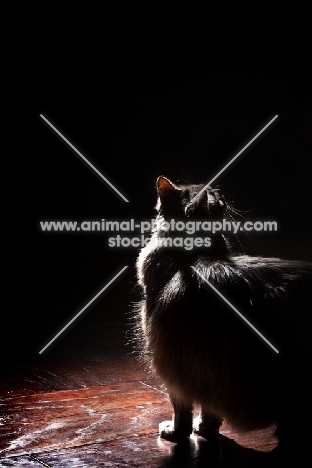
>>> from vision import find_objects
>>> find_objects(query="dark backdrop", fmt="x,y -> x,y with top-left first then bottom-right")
7,39 -> 312,364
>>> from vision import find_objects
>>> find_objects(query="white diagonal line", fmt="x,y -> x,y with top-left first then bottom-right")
27,454 -> 51,467
192,115 -> 278,202
191,266 -> 279,353
39,266 -> 128,354
40,114 -> 129,202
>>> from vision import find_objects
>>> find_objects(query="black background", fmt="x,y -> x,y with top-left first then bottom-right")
7,36 -> 312,364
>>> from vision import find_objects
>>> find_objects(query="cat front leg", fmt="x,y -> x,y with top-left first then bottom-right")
160,393 -> 193,442
193,408 -> 223,439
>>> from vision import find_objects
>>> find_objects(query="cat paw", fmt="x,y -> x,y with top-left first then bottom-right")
193,426 -> 220,440
193,423 -> 220,441
159,420 -> 192,442
193,415 -> 221,440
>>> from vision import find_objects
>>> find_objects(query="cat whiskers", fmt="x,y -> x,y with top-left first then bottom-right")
226,203 -> 248,220
224,204 -> 247,254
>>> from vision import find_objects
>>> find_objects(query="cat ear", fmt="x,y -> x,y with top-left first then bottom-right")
157,176 -> 179,194
156,176 -> 181,199
189,190 -> 209,215
197,191 -> 209,212
156,176 -> 181,212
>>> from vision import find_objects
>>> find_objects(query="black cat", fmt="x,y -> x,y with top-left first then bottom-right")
136,176 -> 312,453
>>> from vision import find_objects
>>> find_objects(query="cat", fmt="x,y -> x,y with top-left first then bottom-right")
135,175 -> 312,454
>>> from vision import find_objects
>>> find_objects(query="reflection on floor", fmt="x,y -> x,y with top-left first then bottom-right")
0,305 -> 304,467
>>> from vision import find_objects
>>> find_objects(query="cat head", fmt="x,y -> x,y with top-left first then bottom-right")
156,176 -> 226,220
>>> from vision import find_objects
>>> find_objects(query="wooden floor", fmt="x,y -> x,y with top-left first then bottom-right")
0,305 -> 303,467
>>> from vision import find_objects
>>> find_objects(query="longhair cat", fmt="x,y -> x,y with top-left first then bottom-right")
136,176 -> 312,452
